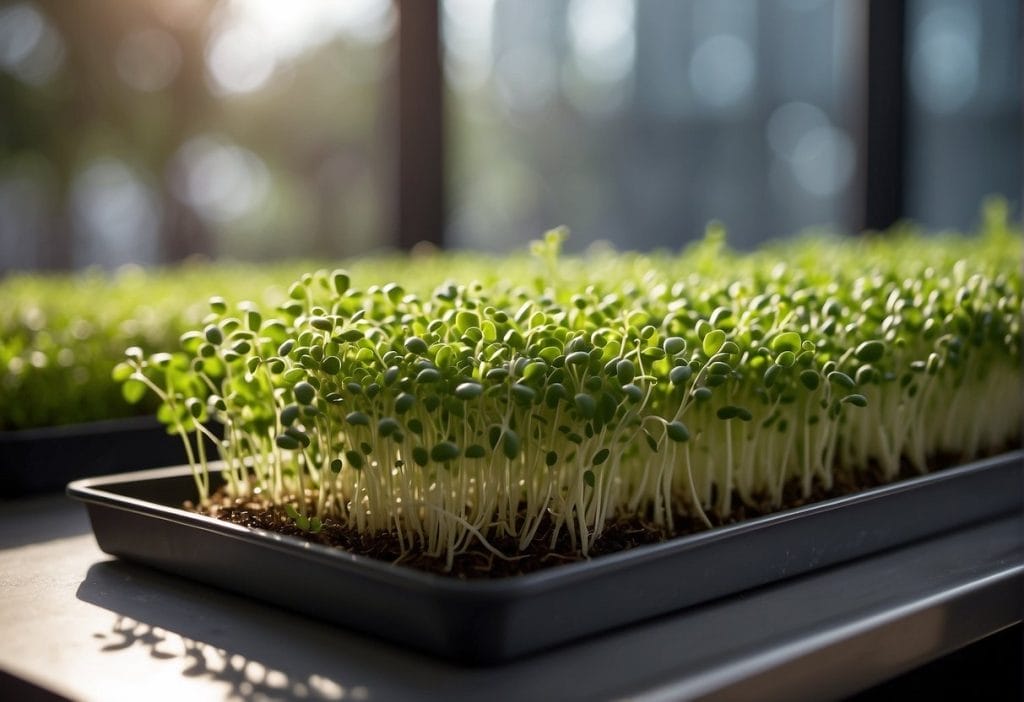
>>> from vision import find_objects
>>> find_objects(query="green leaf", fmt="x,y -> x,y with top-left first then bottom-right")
405,337 -> 429,355
383,283 -> 404,304
663,336 -> 686,355
278,405 -> 299,425
332,270 -> 350,295
122,378 -> 147,404
799,370 -> 820,391
622,383 -> 644,402
310,316 -> 333,332
204,324 -> 223,345
615,359 -> 636,384
842,393 -> 868,407
666,421 -> 690,442
416,368 -> 441,383
772,332 -> 801,354
565,350 -> 590,366
431,441 -> 461,463
111,362 -> 134,382
283,368 -> 306,384
246,310 -> 262,331
285,427 -> 311,447
670,365 -> 692,386
377,417 -> 400,437
854,340 -> 885,363
345,449 -> 365,469
502,429 -> 521,460
523,361 -> 548,382
718,341 -> 740,356
708,361 -> 732,376
717,405 -> 752,421
574,393 -> 596,418
294,382 -> 316,405
395,392 -> 416,414
321,356 -> 341,375
345,411 -> 370,427
455,311 -> 478,333
643,430 -> 659,452
702,329 -> 726,356
275,433 -> 300,450
511,384 -> 536,404
412,446 -> 429,467
827,371 -> 855,389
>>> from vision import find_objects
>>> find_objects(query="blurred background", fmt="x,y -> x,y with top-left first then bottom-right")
0,0 -> 1019,272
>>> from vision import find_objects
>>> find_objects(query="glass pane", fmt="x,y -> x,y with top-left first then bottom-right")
905,0 -> 1021,229
444,0 -> 864,252
0,0 -> 395,273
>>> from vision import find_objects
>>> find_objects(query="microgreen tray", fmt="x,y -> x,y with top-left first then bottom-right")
68,450 -> 1022,664
0,417 -> 218,498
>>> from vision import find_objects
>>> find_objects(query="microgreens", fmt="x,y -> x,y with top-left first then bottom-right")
119,200 -> 1022,569
0,263 -> 318,430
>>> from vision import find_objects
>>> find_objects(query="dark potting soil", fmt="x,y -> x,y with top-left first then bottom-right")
200,449 -> 1009,579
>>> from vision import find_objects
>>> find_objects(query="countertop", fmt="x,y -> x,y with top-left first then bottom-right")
0,493 -> 1020,701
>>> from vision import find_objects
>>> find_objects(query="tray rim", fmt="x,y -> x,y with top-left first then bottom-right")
1,415 -> 166,442
67,449 -> 1024,598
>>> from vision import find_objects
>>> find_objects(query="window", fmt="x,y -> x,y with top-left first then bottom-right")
445,0 -> 864,251
905,0 -> 1021,230
0,0 -> 1018,271
0,0 -> 394,272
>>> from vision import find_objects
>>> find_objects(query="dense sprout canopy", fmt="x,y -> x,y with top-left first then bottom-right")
116,204 -> 1021,567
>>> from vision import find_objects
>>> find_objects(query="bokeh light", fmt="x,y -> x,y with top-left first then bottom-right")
71,159 -> 161,268
0,2 -> 64,85
170,136 -> 270,224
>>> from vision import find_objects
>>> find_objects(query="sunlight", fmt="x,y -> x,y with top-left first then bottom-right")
206,0 -> 393,95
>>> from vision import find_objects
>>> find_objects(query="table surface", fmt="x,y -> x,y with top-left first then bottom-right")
0,493 -> 1020,702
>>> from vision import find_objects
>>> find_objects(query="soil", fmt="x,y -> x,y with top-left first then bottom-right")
200,448 -> 1010,579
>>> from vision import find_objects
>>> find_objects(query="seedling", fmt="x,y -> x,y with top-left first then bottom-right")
120,201 -> 1022,569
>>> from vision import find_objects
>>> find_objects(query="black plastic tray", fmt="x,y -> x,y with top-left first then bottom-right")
67,451 -> 1023,664
1,416 -> 219,498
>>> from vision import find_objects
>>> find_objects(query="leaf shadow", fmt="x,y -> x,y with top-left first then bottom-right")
75,560 -> 454,701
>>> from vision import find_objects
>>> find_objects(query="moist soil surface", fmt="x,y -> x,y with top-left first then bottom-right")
201,450 -> 1001,579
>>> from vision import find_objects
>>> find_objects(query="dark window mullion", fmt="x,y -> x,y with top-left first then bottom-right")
396,0 -> 445,249
864,0 -> 907,231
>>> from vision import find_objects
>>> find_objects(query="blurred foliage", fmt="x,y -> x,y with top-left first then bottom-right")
0,263 -> 298,429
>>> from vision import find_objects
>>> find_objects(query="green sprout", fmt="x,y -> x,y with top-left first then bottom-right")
121,201 -> 1022,570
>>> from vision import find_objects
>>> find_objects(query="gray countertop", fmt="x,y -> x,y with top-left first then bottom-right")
0,493 -> 1020,702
